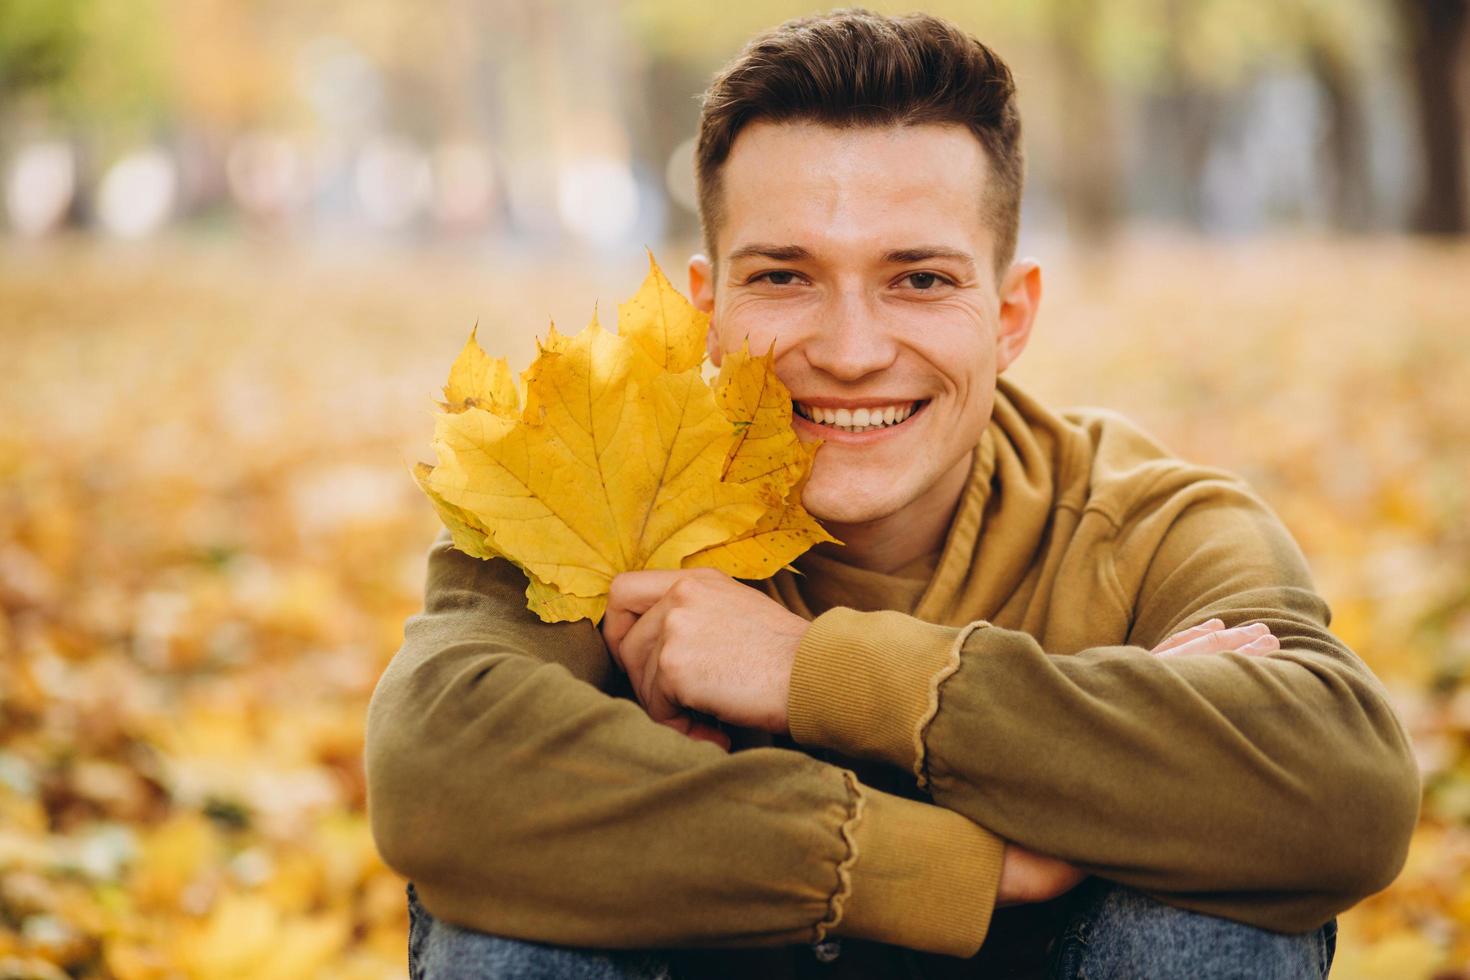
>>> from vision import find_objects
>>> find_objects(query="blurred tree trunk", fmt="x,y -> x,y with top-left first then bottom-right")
1299,15 -> 1373,231
1048,0 -> 1121,245
635,54 -> 705,242
1396,0 -> 1469,234
1154,0 -> 1219,229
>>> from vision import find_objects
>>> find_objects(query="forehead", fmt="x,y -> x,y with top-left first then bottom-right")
716,120 -> 992,258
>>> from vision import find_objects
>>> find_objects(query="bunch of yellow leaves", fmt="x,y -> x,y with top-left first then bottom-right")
412,252 -> 837,624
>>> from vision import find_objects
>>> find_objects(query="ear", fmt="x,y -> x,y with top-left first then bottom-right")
689,253 -> 723,365
995,258 -> 1041,374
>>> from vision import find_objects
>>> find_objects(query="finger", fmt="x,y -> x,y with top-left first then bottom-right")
1156,623 -> 1268,657
1236,634 -> 1281,656
1171,629 -> 1279,657
1151,618 -> 1224,654
686,721 -> 731,752
658,714 -> 729,750
603,570 -> 702,661
1151,619 -> 1225,655
601,605 -> 636,667
616,596 -> 672,701
602,588 -> 658,664
1156,623 -> 1276,658
608,570 -> 699,617
611,599 -> 670,696
620,599 -> 684,723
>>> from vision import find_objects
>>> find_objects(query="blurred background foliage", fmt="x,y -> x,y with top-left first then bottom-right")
1,1 -> 1468,978
0,0 -> 1467,243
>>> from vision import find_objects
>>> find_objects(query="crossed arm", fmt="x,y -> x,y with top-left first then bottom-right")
365,486 -> 1420,955
365,537 -> 1005,955
600,569 -> 1287,907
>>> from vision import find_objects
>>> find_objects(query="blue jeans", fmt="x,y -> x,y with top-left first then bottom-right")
405,878 -> 1337,979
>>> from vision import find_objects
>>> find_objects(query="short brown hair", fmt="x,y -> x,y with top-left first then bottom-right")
695,8 -> 1025,280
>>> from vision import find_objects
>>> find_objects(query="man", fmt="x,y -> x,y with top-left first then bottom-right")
366,9 -> 1420,979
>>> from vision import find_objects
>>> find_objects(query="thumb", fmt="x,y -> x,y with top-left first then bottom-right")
660,713 -> 730,751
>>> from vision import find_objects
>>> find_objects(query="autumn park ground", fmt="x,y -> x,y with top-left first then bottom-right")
0,236 -> 1467,978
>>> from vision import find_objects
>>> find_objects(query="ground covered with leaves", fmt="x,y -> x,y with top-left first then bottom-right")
0,237 -> 1466,978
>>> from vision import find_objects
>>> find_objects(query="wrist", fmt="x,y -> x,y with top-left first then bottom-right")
771,619 -> 808,735
787,608 -> 962,770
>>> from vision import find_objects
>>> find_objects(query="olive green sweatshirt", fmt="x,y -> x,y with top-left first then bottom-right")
364,376 -> 1420,974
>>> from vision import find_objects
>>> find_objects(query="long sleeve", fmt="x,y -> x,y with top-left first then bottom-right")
364,529 -> 1006,956
786,472 -> 1421,933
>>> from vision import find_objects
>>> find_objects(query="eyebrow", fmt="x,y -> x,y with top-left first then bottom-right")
725,242 -> 975,271
883,246 -> 976,270
726,243 -> 812,262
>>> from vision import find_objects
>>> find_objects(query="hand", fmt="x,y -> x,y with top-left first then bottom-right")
996,841 -> 1086,907
657,711 -> 732,752
1151,618 -> 1280,658
602,568 -> 811,737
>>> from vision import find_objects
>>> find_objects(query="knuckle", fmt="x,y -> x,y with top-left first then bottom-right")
663,607 -> 692,638
658,646 -> 686,683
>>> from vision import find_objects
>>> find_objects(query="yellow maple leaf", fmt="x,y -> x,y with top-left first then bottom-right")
416,254 -> 837,623
713,341 -> 813,497
617,248 -> 709,374
682,343 -> 837,576
411,460 -> 609,623
684,440 -> 834,578
438,324 -> 519,416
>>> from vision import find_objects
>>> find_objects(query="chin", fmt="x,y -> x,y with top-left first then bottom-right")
801,473 -> 909,528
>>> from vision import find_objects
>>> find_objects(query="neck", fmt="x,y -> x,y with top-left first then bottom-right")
811,447 -> 974,575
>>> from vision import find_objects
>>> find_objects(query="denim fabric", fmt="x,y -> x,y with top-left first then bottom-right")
405,879 -> 1337,979
1044,877 -> 1337,980
407,883 -> 676,979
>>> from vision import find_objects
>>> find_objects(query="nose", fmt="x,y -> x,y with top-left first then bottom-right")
799,287 -> 899,382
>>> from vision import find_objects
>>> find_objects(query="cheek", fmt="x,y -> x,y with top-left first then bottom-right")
717,294 -> 821,348
917,330 -> 991,397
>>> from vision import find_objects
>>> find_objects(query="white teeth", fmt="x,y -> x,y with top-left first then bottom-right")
793,401 -> 922,432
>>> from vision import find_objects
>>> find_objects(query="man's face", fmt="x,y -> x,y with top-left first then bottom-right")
689,120 -> 1039,532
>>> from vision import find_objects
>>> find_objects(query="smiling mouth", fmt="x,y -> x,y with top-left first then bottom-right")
791,400 -> 928,434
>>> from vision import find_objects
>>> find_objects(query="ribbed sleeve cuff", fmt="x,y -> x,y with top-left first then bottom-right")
788,607 -> 966,774
828,782 -> 1005,957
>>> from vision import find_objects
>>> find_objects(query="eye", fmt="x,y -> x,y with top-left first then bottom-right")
750,270 -> 801,286
899,272 -> 952,290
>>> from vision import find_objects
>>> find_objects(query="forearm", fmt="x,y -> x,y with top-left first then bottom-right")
788,601 -> 1420,931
